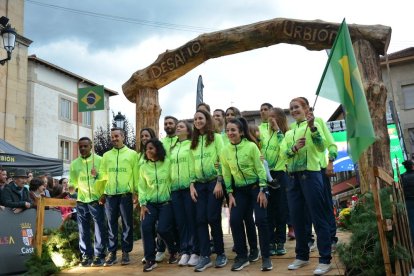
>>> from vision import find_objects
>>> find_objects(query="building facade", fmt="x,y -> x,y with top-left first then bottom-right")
27,55 -> 117,174
381,47 -> 414,159
1,0 -> 119,175
0,0 -> 32,150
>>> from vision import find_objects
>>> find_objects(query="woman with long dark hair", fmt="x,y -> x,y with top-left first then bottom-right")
139,128 -> 157,159
189,109 -> 227,272
221,117 -> 272,271
138,138 -> 178,272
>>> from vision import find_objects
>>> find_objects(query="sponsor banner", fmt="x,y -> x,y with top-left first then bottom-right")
0,208 -> 61,274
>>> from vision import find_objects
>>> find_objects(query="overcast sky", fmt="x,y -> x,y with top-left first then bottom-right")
24,0 -> 414,135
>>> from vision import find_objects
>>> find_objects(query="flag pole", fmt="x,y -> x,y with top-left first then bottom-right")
304,18 -> 346,136
91,111 -> 95,170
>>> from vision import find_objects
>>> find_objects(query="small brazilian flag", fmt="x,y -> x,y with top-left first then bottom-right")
78,85 -> 104,112
316,19 -> 376,163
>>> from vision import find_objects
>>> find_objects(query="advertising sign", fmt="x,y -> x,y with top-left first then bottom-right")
331,124 -> 405,180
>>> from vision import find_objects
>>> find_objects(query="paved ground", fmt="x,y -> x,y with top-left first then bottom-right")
60,230 -> 349,276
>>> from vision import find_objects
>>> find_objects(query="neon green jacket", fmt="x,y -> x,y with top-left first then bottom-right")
259,122 -> 270,141
221,138 -> 267,193
162,136 -> 178,156
221,131 -> 230,147
290,118 -> 338,169
170,139 -> 194,191
281,120 -> 326,172
190,133 -> 223,183
99,146 -> 139,195
261,129 -> 286,171
69,153 -> 103,203
138,158 -> 171,206
315,117 -> 338,168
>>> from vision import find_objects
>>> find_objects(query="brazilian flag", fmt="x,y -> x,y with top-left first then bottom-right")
316,19 -> 375,163
78,85 -> 104,112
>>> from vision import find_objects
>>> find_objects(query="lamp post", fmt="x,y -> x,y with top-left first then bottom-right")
113,112 -> 126,130
0,16 -> 16,66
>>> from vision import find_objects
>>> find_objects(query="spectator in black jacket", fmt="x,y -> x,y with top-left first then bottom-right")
1,168 -> 32,213
0,168 -> 7,208
402,160 -> 414,245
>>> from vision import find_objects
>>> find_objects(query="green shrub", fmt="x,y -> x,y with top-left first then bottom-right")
25,220 -> 80,275
337,187 -> 410,275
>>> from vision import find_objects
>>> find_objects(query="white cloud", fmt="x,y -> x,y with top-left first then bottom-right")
27,0 -> 414,136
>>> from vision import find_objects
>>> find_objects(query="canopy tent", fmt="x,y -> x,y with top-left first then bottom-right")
0,139 -> 63,176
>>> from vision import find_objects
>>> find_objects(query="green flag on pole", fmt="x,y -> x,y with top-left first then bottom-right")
316,19 -> 375,163
78,85 -> 105,112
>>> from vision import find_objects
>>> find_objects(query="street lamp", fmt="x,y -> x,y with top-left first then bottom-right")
0,16 -> 16,66
113,112 -> 126,130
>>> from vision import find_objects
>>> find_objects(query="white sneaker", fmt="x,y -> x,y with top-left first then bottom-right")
313,263 -> 332,275
187,254 -> 199,266
288,259 -> 310,270
178,254 -> 190,266
155,251 -> 165,263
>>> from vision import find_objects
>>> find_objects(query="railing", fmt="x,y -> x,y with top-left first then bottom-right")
34,197 -> 76,257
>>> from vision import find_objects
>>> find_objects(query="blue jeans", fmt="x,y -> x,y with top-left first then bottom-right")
194,180 -> 224,257
77,201 -> 107,258
104,194 -> 134,253
171,189 -> 199,254
230,184 -> 270,258
287,171 -> 332,264
268,170 -> 289,244
141,202 -> 178,261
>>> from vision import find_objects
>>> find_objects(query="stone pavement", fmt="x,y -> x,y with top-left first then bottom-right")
60,230 -> 349,275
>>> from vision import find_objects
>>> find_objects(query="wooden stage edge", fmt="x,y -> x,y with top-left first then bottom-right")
60,230 -> 349,275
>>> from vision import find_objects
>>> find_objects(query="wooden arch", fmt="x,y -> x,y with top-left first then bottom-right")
122,18 -> 392,192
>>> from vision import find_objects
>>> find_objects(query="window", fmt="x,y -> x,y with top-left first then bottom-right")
60,98 -> 71,120
82,111 -> 91,126
60,140 -> 70,161
402,84 -> 414,109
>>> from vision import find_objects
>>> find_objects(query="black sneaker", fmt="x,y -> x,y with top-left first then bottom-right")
79,256 -> 92,267
231,256 -> 250,271
143,260 -> 158,272
168,253 -> 179,264
269,243 -> 276,256
248,248 -> 260,262
261,257 -> 273,271
104,252 -> 117,266
91,256 -> 104,267
276,243 -> 287,255
121,252 -> 130,265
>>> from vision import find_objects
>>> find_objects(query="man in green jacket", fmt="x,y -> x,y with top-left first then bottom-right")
158,115 -> 179,261
69,137 -> 107,267
259,103 -> 273,141
99,128 -> 139,267
162,116 -> 179,153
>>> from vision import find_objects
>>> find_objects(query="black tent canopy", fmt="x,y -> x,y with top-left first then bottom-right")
0,139 -> 63,176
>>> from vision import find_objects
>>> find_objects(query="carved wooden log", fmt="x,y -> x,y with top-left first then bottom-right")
135,88 -> 161,149
354,39 -> 391,193
122,18 -> 391,100
123,18 -> 392,191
